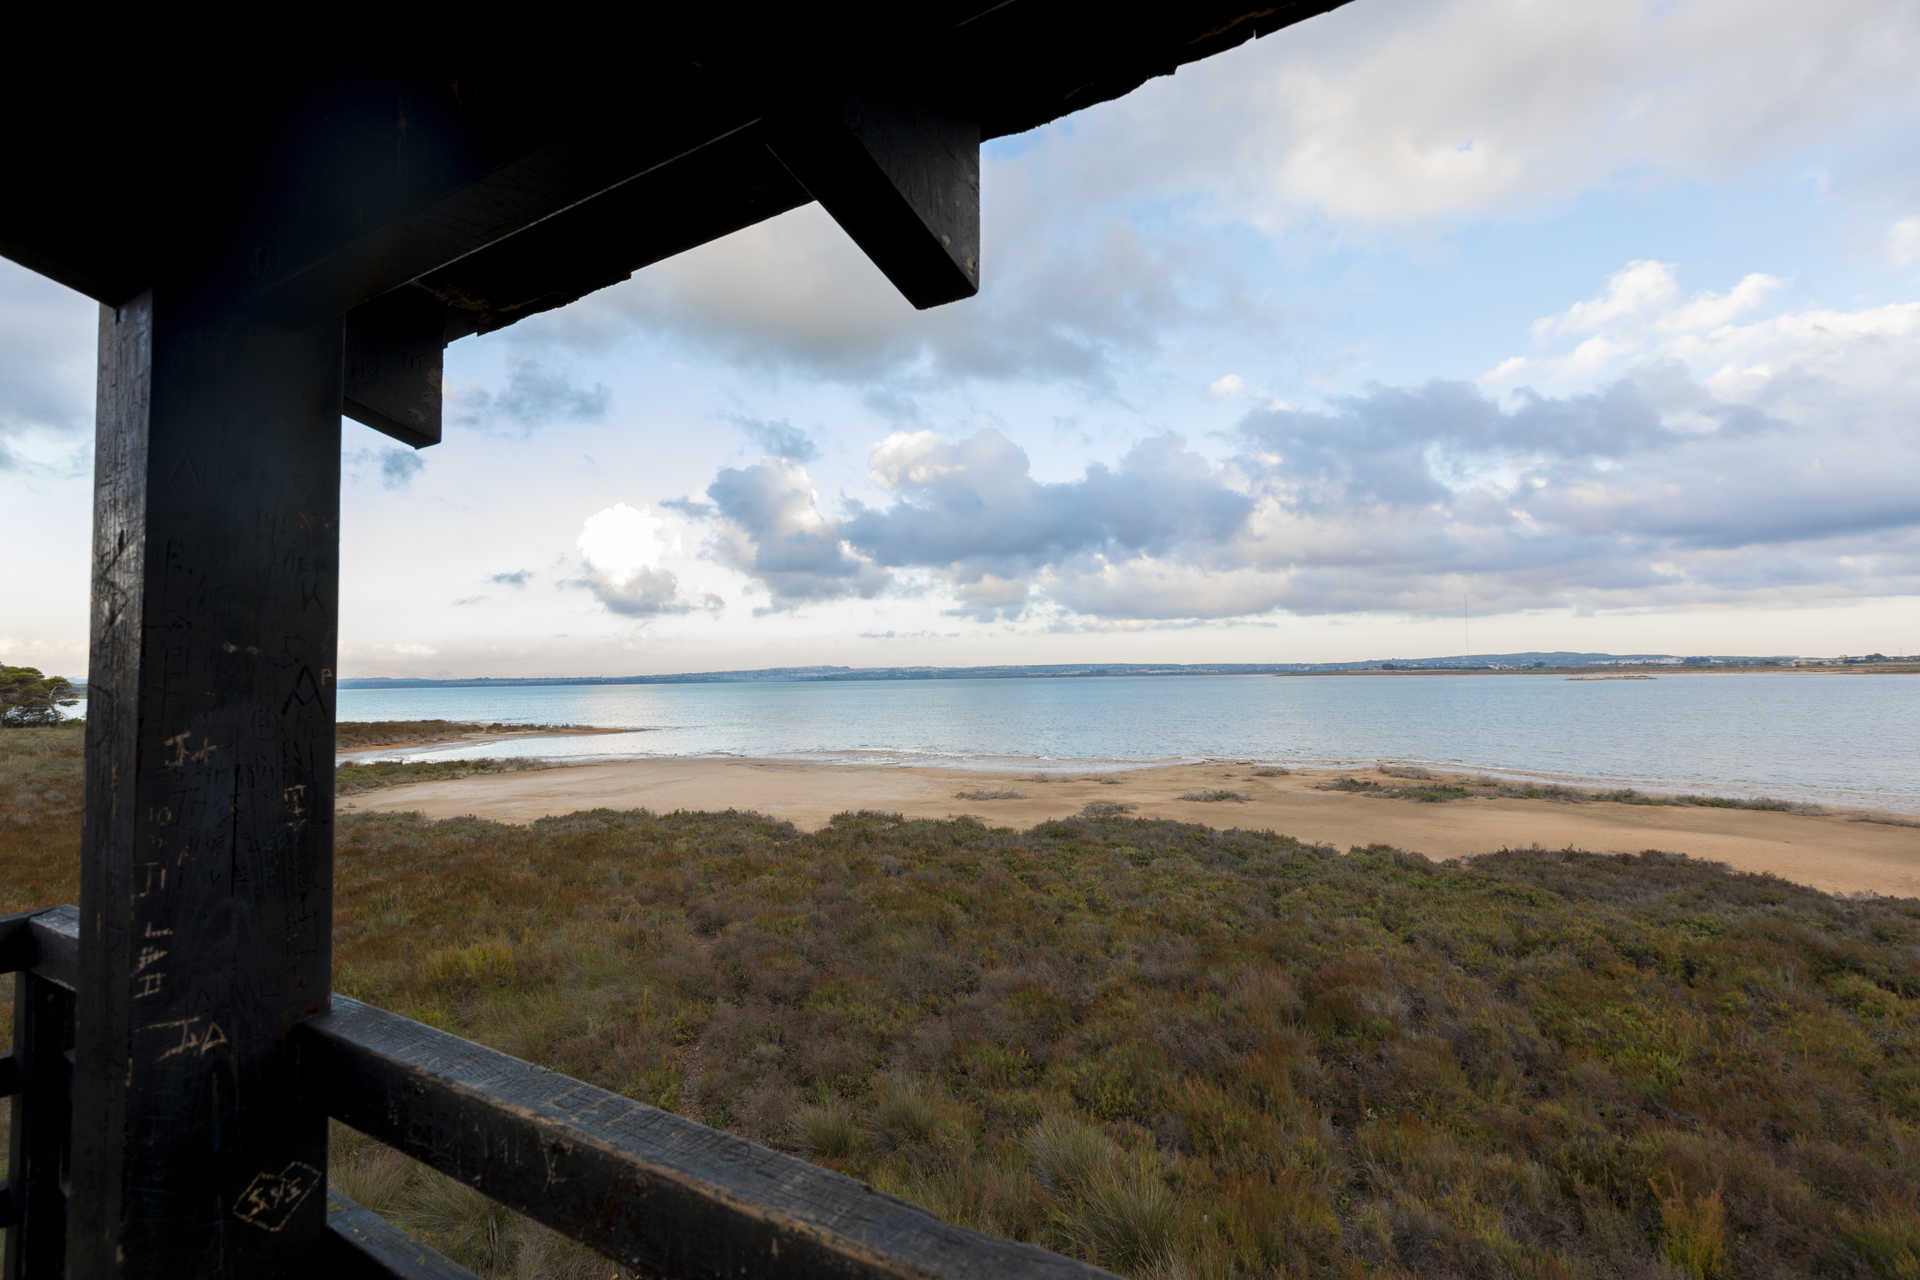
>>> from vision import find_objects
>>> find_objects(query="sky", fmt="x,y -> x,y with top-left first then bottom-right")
5,0 -> 1920,680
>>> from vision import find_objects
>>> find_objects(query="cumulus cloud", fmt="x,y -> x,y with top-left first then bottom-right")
703,459 -> 887,610
734,416 -> 819,462
847,430 -> 1249,579
674,262 -> 1920,624
453,358 -> 610,430
575,503 -> 716,617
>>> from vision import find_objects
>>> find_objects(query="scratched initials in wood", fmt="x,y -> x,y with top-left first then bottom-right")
139,1016 -> 229,1062
162,732 -> 219,767
232,1161 -> 321,1232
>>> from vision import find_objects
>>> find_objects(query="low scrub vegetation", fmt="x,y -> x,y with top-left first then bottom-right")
336,757 -> 552,794
1326,770 -> 1827,814
336,720 -> 556,750
1178,789 -> 1251,803
5,721 -> 1919,1277
954,788 -> 1027,801
1320,776 -> 1476,804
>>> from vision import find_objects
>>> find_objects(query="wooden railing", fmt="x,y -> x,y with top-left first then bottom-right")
5,906 -> 1115,1279
2,907 -> 76,1279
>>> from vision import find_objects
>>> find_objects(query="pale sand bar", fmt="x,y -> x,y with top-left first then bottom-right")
340,758 -> 1920,899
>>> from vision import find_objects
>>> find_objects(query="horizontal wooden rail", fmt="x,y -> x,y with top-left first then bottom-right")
0,906 -> 79,989
300,996 -> 1117,1280
324,1192 -> 480,1280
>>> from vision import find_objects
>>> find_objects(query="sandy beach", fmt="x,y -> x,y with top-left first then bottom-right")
339,756 -> 1920,898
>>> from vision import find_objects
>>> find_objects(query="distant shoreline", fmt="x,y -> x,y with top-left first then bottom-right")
323,659 -> 1917,692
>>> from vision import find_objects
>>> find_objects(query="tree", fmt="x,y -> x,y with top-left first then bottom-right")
0,664 -> 78,727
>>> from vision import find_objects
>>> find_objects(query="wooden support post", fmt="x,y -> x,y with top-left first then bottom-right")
768,95 -> 980,308
71,292 -> 343,1277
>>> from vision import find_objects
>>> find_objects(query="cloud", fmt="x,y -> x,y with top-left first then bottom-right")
704,459 -> 887,610
847,431 -> 1250,580
1893,216 -> 1920,268
0,261 -> 95,468
673,262 -> 1920,624
1013,0 -> 1920,228
489,570 -> 533,587
542,198 -> 1263,399
734,416 -> 819,462
1209,373 -> 1248,398
452,358 -> 610,430
575,503 -> 715,617
1530,261 -> 1784,343
660,496 -> 715,518
379,448 -> 424,489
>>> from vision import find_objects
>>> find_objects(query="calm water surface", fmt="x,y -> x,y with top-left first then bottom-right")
332,673 -> 1920,815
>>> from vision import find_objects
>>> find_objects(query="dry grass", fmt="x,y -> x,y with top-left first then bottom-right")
5,721 -> 1920,1278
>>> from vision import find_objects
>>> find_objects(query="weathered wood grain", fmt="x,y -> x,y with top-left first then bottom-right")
324,1192 -> 482,1280
71,294 -> 342,1278
301,996 -> 1118,1280
345,289 -> 447,449
769,94 -> 980,308
28,905 -> 80,990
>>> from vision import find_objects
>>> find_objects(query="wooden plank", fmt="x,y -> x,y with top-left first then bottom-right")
425,127 -> 811,342
27,906 -> 78,991
324,1192 -> 481,1280
5,972 -> 72,1278
301,996 -> 1115,1280
344,289 -> 446,449
0,906 -> 79,990
0,911 -> 36,974
768,95 -> 980,308
70,293 -> 342,1277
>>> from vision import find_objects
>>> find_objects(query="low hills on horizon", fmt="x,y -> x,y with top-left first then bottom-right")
331,651 -> 1846,690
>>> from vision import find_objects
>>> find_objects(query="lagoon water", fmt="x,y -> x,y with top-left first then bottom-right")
331,672 -> 1920,816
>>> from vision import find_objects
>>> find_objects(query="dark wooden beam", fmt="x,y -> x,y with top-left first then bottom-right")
301,996 -> 1116,1280
27,905 -> 79,991
5,970 -> 73,1278
0,905 -> 80,990
768,95 -> 980,308
71,293 -> 341,1277
324,1193 -> 481,1280
423,127 -> 811,342
344,289 -> 446,449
